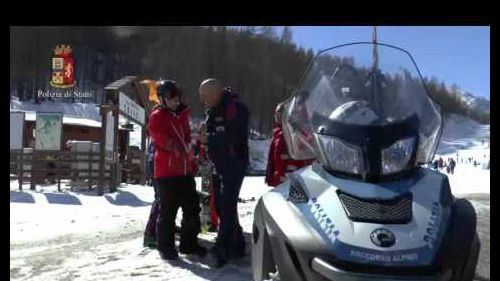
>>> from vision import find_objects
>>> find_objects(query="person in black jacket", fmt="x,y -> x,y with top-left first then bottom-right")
197,78 -> 249,268
449,158 -> 456,174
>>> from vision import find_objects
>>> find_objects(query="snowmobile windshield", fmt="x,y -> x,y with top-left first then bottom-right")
282,42 -> 442,180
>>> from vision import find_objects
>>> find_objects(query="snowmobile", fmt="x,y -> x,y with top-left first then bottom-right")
252,42 -> 480,281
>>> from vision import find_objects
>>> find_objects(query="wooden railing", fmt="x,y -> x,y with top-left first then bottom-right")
10,149 -> 114,194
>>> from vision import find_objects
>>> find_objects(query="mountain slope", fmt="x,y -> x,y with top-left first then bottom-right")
456,90 -> 490,113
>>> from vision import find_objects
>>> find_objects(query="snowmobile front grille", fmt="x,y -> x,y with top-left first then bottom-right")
337,192 -> 412,224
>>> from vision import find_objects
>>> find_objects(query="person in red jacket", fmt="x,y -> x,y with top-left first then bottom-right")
148,79 -> 206,261
265,101 -> 314,187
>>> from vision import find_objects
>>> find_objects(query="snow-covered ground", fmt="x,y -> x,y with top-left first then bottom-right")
435,114 -> 490,195
435,139 -> 490,195
10,167 -> 490,280
10,113 -> 490,280
10,177 -> 272,281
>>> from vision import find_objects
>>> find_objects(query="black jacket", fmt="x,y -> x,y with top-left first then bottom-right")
205,90 -> 249,173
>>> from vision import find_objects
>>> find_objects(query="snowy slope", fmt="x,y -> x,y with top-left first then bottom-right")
436,114 -> 489,155
456,90 -> 490,113
434,114 -> 490,194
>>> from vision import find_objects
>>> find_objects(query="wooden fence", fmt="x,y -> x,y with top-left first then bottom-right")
10,149 -> 114,194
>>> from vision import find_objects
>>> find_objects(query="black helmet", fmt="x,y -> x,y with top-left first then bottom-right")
157,79 -> 179,99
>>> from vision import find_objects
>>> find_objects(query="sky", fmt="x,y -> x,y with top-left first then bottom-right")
289,26 -> 490,100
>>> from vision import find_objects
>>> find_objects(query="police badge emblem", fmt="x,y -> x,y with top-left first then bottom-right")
50,45 -> 75,88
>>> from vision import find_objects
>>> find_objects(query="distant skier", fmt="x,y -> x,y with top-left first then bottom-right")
265,100 -> 314,187
449,158 -> 456,174
432,159 -> 439,170
438,157 -> 444,170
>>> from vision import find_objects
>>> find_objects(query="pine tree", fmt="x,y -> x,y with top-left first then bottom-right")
259,26 -> 277,40
281,26 -> 293,45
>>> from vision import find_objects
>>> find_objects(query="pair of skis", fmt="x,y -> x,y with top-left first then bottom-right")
198,160 -> 216,234
197,161 -> 256,234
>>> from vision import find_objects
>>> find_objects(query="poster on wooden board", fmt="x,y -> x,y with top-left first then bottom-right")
35,112 -> 63,151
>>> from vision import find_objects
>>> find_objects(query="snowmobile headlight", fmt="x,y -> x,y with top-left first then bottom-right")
316,135 -> 363,175
381,136 -> 416,175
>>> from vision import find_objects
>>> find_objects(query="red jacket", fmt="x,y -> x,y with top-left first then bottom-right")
265,123 -> 314,187
148,104 -> 196,178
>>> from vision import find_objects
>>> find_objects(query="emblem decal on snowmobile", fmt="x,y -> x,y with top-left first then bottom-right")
423,202 -> 442,249
308,197 -> 340,241
370,228 -> 396,248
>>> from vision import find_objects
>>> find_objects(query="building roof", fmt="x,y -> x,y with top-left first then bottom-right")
22,111 -> 102,128
11,100 -> 102,128
10,100 -> 144,130
104,76 -> 138,90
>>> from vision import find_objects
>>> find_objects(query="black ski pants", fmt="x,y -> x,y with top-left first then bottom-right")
156,175 -> 201,253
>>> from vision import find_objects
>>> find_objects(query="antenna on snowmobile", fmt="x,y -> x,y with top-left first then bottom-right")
371,26 -> 380,114
372,26 -> 379,69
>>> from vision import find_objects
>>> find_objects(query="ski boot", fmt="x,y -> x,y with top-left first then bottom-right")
143,236 -> 157,249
